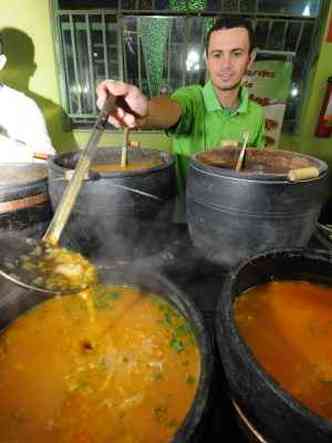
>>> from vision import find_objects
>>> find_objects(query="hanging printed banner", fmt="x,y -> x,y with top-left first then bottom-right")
243,51 -> 294,147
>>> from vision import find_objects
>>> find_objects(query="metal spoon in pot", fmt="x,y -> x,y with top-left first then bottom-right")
0,95 -> 117,293
235,131 -> 250,172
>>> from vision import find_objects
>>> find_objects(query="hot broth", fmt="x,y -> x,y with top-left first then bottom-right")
235,281 -> 332,420
0,285 -> 200,442
91,159 -> 162,173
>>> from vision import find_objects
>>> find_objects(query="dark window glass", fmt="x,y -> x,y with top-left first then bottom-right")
284,21 -> 303,52
267,21 -> 287,50
258,0 -> 320,16
222,0 -> 239,11
254,20 -> 270,49
240,0 -> 256,13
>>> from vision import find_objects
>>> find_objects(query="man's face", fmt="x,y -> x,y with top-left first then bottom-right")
206,27 -> 253,92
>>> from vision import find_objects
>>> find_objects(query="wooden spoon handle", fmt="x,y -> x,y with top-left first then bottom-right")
235,131 -> 250,172
121,127 -> 129,168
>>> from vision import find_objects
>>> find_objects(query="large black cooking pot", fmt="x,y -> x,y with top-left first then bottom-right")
186,148 -> 329,269
0,163 -> 51,238
216,249 -> 332,443
0,263 -> 213,442
47,147 -> 176,261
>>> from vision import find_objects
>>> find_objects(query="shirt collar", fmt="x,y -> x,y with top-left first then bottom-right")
202,80 -> 249,114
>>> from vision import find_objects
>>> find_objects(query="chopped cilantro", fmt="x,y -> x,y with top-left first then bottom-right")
170,337 -> 184,353
94,289 -> 121,309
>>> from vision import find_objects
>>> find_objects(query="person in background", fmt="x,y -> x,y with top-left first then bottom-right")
97,16 -> 265,190
0,34 -> 55,163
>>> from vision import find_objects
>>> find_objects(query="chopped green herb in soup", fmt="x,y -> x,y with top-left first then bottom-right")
0,285 -> 200,443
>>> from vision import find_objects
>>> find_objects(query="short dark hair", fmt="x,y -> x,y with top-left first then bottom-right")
206,16 -> 255,54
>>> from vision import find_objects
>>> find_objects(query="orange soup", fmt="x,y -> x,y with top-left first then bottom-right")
90,160 -> 162,173
235,280 -> 332,420
0,285 -> 200,443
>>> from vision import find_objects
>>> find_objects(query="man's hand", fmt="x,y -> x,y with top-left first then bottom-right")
96,80 -> 148,129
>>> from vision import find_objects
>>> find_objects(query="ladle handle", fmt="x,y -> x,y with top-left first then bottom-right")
43,95 -> 116,245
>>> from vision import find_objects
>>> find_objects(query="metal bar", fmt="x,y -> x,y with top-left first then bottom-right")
86,14 -> 96,113
68,113 -> 97,118
183,17 -> 188,87
167,19 -> 172,88
121,17 -> 128,82
69,13 -> 82,114
56,9 -> 317,20
118,16 -> 124,81
57,15 -> 72,114
256,49 -> 295,56
101,12 -> 110,79
295,21 -> 305,53
281,20 -> 289,51
137,19 -> 143,91
265,20 -> 273,48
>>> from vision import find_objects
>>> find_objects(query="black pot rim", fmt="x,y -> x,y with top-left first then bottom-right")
215,247 -> 332,433
191,148 -> 328,182
50,147 -> 176,179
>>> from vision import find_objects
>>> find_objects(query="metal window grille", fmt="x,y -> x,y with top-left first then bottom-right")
52,0 -> 323,131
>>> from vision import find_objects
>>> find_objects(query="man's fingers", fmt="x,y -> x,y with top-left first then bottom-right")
107,110 -> 137,129
107,115 -> 122,128
96,80 -> 142,128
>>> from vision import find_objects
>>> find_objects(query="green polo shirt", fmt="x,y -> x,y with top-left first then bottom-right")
167,81 -> 265,189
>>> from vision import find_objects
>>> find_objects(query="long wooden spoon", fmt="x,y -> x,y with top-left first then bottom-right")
0,95 -> 117,293
235,131 -> 250,172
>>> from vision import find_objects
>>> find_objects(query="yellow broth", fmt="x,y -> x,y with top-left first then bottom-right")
90,160 -> 162,173
234,281 -> 332,420
0,285 -> 200,443
20,243 -> 98,292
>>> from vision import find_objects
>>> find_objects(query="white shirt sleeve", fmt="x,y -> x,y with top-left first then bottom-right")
21,100 -> 56,156
0,137 -> 34,163
0,86 -> 56,161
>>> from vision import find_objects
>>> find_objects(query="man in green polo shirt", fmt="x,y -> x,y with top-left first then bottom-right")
97,16 -> 264,190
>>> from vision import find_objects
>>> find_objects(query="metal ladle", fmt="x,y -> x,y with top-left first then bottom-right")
0,95 -> 117,293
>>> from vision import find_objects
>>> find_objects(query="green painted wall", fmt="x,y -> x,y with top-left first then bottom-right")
0,0 -> 331,163
0,0 -> 78,151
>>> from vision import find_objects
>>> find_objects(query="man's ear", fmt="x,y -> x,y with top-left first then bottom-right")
248,49 -> 256,68
0,54 -> 7,71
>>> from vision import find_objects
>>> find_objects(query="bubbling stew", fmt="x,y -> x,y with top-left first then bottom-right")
235,280 -> 332,420
0,285 -> 200,443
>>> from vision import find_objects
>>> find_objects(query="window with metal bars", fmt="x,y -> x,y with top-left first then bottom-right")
52,0 -> 324,131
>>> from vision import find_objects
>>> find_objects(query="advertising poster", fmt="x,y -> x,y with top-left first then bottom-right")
243,51 -> 294,147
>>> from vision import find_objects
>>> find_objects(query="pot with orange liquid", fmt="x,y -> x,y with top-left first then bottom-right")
47,147 -> 176,261
0,263 -> 213,443
216,249 -> 332,443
